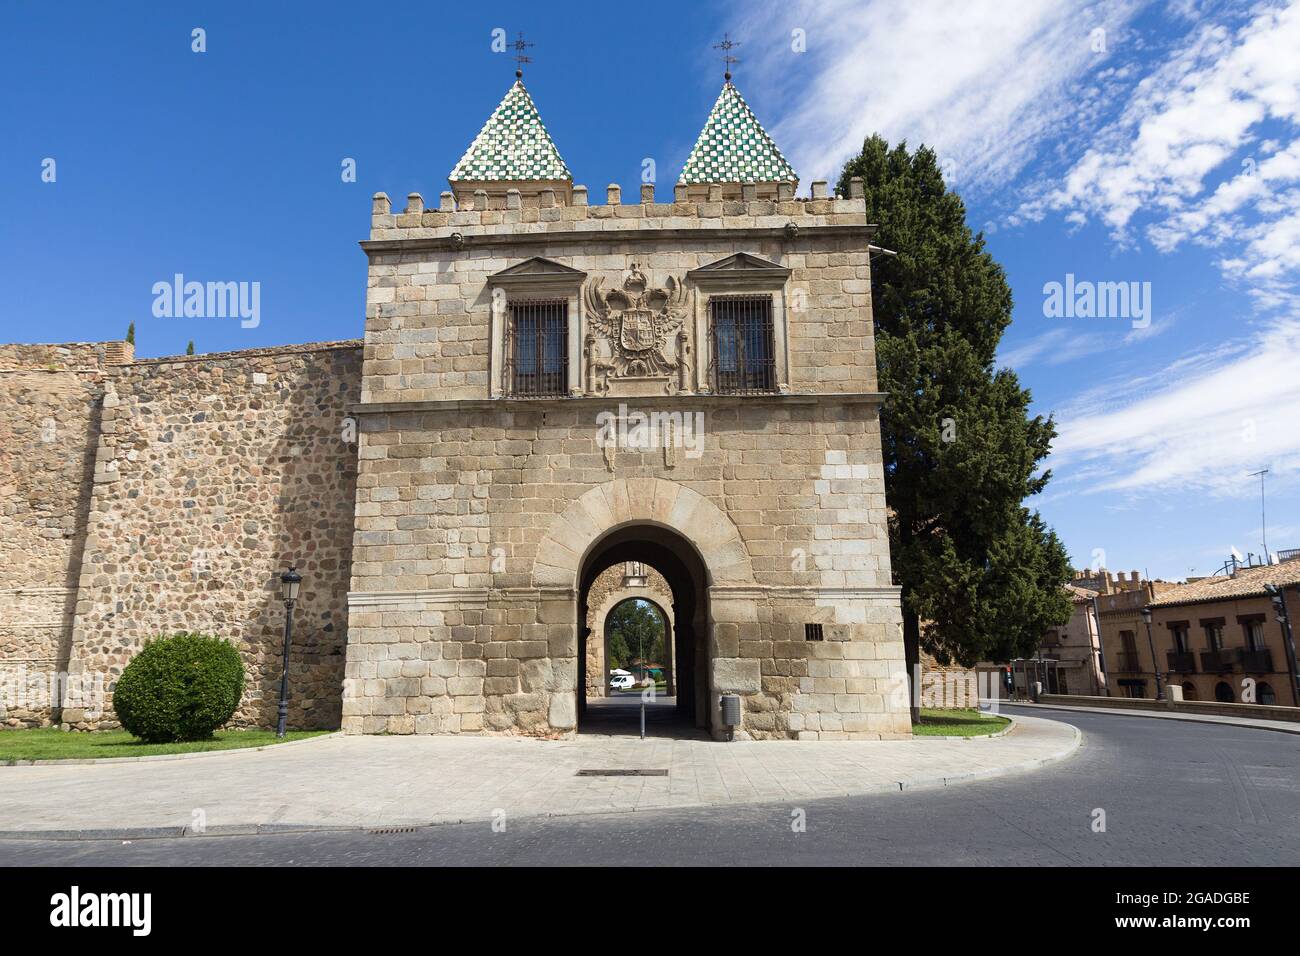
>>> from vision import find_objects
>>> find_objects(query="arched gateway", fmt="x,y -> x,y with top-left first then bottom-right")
339,69 -> 911,740
535,478 -> 748,735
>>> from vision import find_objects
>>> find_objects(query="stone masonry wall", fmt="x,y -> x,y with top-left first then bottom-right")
344,400 -> 906,739
360,189 -> 878,404
62,342 -> 362,730
344,186 -> 907,741
0,342 -> 129,726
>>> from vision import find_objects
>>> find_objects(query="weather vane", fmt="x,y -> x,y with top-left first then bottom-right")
512,32 -> 534,79
713,33 -> 740,83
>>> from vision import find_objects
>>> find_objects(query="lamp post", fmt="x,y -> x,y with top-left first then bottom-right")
1265,584 -> 1300,707
1140,606 -> 1164,701
277,566 -> 302,738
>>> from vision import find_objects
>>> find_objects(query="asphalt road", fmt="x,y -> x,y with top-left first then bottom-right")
4,706 -> 1298,866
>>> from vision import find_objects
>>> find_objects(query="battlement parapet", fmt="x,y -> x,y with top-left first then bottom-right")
368,177 -> 869,242
0,341 -> 133,372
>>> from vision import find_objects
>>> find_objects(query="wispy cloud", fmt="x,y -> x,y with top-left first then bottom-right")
728,0 -> 1145,191
1050,317 -> 1300,495
1013,2 -> 1300,306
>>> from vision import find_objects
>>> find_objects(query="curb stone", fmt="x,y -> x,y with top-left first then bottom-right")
0,718 -> 1083,843
913,712 -> 1017,742
1007,701 -> 1300,737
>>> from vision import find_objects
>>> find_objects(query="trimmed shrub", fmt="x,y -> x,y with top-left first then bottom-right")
113,633 -> 245,742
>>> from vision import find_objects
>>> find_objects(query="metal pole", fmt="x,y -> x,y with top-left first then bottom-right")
1270,585 -> 1300,707
1142,613 -> 1164,701
1250,468 -> 1269,561
276,598 -> 294,738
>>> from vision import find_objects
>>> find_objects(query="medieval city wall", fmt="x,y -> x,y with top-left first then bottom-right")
0,343 -> 127,726
59,342 -> 363,730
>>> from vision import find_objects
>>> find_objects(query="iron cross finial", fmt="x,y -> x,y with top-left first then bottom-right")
512,32 -> 534,79
713,33 -> 741,83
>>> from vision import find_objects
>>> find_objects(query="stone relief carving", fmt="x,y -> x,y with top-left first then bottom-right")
582,265 -> 692,395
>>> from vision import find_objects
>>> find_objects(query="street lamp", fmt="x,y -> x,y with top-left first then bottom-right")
277,566 -> 302,738
1140,606 -> 1164,701
1265,583 -> 1300,707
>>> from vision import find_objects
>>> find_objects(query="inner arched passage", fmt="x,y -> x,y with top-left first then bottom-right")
576,523 -> 710,736
602,596 -> 670,688
589,588 -> 675,698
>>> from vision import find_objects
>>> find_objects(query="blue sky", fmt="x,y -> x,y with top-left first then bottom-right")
3,0 -> 1297,581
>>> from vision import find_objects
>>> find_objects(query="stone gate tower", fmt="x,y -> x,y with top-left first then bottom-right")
341,71 -> 909,740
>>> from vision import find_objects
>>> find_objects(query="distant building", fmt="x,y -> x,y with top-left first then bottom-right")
1146,558 -> 1300,707
1084,569 -> 1181,699
1034,582 -> 1105,696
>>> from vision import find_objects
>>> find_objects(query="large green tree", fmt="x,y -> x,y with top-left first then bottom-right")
837,136 -> 1072,715
605,599 -> 664,672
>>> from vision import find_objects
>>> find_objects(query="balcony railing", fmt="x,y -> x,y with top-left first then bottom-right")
1200,648 -> 1243,672
1166,651 -> 1197,673
1115,652 -> 1142,672
1241,649 -> 1274,672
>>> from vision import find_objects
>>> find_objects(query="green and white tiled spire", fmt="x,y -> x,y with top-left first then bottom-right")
678,82 -> 797,186
449,80 -> 572,183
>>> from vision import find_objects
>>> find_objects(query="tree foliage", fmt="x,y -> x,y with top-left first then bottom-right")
605,599 -> 664,670
837,136 -> 1072,672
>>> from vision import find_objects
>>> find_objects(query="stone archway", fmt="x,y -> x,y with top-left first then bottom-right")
532,478 -> 754,589
587,580 -> 676,698
533,478 -> 755,738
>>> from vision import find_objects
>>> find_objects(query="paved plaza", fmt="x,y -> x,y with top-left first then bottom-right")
0,714 -> 1076,839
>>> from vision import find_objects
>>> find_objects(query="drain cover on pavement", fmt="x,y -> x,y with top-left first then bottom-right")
575,769 -> 669,777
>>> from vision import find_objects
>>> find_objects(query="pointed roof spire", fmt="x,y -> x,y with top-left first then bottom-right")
449,78 -> 572,194
678,81 -> 798,190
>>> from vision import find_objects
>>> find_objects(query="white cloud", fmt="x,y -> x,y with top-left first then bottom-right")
1014,2 -> 1300,303
1049,317 -> 1300,495
728,0 -> 1145,191
999,312 -> 1174,370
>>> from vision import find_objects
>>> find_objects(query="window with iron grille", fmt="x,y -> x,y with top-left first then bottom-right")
710,294 -> 776,394
804,623 -> 824,642
507,299 -> 568,397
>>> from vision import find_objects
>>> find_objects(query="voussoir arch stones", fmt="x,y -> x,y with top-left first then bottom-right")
533,478 -> 754,589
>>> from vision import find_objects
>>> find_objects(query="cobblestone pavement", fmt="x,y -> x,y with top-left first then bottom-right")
0,713 -> 1073,838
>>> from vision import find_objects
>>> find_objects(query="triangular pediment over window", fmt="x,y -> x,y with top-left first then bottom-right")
687,252 -> 790,283
491,257 -> 587,279
488,257 -> 587,290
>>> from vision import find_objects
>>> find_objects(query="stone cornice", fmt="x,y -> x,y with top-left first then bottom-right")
351,390 -> 889,416
710,584 -> 903,601
348,586 -> 575,609
360,224 -> 874,258
348,391 -> 887,416
347,583 -> 901,607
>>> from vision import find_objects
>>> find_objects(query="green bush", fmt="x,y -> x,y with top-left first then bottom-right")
113,633 -> 245,743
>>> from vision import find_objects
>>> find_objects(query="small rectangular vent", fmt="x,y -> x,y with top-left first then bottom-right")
575,769 -> 669,777
805,623 -> 824,642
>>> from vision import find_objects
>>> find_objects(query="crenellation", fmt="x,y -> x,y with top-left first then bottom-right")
369,189 -> 873,240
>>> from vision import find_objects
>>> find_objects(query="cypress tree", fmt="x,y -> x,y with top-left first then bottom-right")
838,136 -> 1072,716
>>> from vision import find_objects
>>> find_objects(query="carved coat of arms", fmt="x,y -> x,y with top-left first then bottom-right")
583,265 -> 690,391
